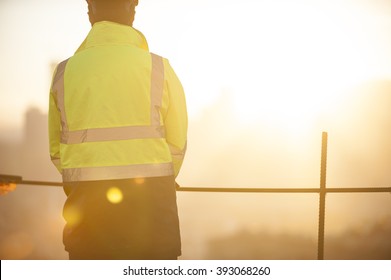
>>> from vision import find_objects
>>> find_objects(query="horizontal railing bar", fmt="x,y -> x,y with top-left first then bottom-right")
177,187 -> 321,193
176,186 -> 391,193
324,187 -> 391,193
21,180 -> 63,187
2,175 -> 390,193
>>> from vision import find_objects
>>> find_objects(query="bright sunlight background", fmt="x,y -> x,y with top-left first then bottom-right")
1,0 -> 391,135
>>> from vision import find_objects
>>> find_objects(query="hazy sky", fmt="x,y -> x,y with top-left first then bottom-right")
1,0 -> 391,139
1,0 -> 391,260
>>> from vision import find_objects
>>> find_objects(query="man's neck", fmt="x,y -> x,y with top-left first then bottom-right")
92,14 -> 133,26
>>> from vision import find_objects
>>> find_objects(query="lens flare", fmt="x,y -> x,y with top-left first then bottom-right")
63,205 -> 82,227
106,187 -> 123,204
135,177 -> 145,185
0,183 -> 16,196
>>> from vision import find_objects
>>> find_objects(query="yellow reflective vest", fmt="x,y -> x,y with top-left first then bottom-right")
49,21 -> 187,182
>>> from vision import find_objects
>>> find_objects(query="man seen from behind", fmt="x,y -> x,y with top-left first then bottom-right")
48,0 -> 188,260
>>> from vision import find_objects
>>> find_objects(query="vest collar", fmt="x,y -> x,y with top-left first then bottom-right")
75,21 -> 149,53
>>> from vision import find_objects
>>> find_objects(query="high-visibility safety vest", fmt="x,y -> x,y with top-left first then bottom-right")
49,21 -> 187,182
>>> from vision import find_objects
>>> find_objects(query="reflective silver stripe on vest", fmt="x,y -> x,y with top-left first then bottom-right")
150,53 -> 164,126
62,162 -> 174,182
169,141 -> 187,158
61,125 -> 165,144
52,59 -> 70,132
52,54 -> 166,144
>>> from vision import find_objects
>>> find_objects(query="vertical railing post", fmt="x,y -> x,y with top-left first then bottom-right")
317,131 -> 328,260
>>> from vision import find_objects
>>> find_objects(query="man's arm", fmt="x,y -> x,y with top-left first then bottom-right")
163,60 -> 188,178
48,65 -> 62,174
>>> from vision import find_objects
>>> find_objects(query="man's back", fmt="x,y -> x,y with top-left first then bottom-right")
65,22 -> 153,130
50,21 -> 187,182
49,0 -> 187,260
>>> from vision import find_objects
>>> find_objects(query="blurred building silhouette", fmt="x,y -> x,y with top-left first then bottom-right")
0,107 -> 66,259
22,108 -> 49,178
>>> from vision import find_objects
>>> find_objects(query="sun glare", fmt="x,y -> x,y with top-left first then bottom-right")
227,2 -> 378,132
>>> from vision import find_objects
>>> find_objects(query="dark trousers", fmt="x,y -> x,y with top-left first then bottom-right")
62,176 -> 181,260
